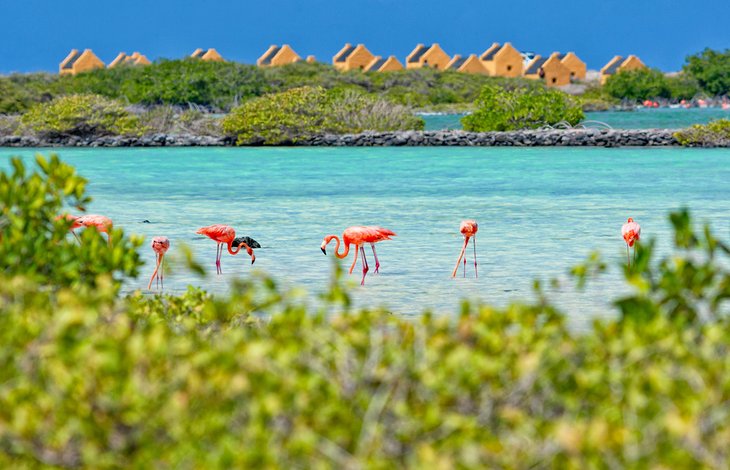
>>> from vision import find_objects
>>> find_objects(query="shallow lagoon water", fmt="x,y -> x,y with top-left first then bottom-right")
2,146 -> 729,328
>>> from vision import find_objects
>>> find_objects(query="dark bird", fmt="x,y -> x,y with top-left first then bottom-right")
233,236 -> 261,249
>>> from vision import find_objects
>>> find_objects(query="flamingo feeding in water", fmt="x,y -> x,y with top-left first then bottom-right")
148,236 -> 170,290
56,213 -> 83,242
196,224 -> 255,274
76,214 -> 114,246
321,226 -> 396,285
622,217 -> 641,267
452,220 -> 478,278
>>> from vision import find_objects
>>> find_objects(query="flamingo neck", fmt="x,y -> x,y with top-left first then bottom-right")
330,236 -> 350,259
227,241 -> 249,255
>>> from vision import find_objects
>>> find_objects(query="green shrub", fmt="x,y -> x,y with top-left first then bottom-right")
603,69 -> 701,102
604,68 -> 671,101
221,86 -> 423,145
19,94 -> 141,137
683,48 -> 730,96
2,158 -> 730,468
462,84 -> 584,131
674,118 -> 730,146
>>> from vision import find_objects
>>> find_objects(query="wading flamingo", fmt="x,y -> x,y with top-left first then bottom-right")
148,236 -> 170,290
452,220 -> 478,278
196,224 -> 255,274
77,214 -> 113,246
321,226 -> 396,285
56,214 -> 83,242
622,217 -> 641,267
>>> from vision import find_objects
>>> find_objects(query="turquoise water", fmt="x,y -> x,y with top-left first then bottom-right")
422,108 -> 730,130
2,147 -> 729,327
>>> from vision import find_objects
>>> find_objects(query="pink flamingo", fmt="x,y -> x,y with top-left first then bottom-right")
196,224 -> 255,274
147,236 -> 170,290
452,220 -> 478,278
622,217 -> 641,267
321,226 -> 396,285
56,213 -> 83,242
76,214 -> 113,246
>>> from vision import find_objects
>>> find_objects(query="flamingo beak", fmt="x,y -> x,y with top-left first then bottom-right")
321,247 -> 327,255
251,254 -> 256,265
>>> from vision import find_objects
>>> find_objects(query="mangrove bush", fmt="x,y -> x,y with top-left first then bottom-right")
462,84 -> 584,131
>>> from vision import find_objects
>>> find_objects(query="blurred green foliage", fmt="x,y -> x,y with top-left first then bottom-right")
462,84 -> 584,131
674,118 -> 730,146
604,69 -> 701,101
19,94 -> 142,137
222,86 -> 424,145
1,155 -> 730,467
683,48 -> 730,96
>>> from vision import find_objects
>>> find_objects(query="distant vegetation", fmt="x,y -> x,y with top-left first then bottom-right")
674,118 -> 730,146
604,68 -> 700,101
0,60 -> 534,114
462,85 -> 584,131
683,48 -> 730,96
2,155 -> 730,467
19,94 -> 141,137
221,86 -> 424,145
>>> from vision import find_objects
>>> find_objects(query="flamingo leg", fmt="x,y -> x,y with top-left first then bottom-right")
360,246 -> 369,286
216,243 -> 222,274
633,242 -> 638,266
473,236 -> 478,278
371,243 -> 381,273
71,230 -> 81,244
463,238 -> 467,278
349,245 -> 359,275
107,233 -> 112,247
626,243 -> 631,268
452,237 -> 469,278
160,254 -> 164,290
148,253 -> 161,290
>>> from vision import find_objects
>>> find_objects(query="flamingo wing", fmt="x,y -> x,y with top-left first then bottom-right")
197,224 -> 234,242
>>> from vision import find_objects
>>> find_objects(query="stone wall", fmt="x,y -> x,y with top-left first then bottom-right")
0,129 -> 698,148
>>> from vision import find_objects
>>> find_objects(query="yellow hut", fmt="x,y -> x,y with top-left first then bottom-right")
59,49 -> 105,75
406,44 -> 451,70
333,44 -> 376,71
557,52 -> 586,81
524,53 -> 571,87
109,51 -> 151,68
257,44 -> 301,67
445,54 -> 488,74
306,55 -> 317,63
600,55 -> 646,84
479,42 -> 522,77
191,48 -> 224,62
365,55 -> 404,72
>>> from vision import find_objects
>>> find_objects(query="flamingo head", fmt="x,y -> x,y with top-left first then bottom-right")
247,245 -> 256,264
320,235 -> 335,255
627,217 -> 634,223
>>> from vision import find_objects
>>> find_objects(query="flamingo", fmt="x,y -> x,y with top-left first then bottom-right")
76,214 -> 113,246
147,236 -> 170,290
622,217 -> 641,267
196,224 -> 255,274
56,213 -> 83,242
321,226 -> 396,285
452,220 -> 478,278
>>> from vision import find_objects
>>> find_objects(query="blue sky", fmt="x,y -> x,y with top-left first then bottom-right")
0,0 -> 727,74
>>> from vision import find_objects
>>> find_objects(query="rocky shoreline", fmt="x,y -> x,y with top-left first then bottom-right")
0,129 -> 707,148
